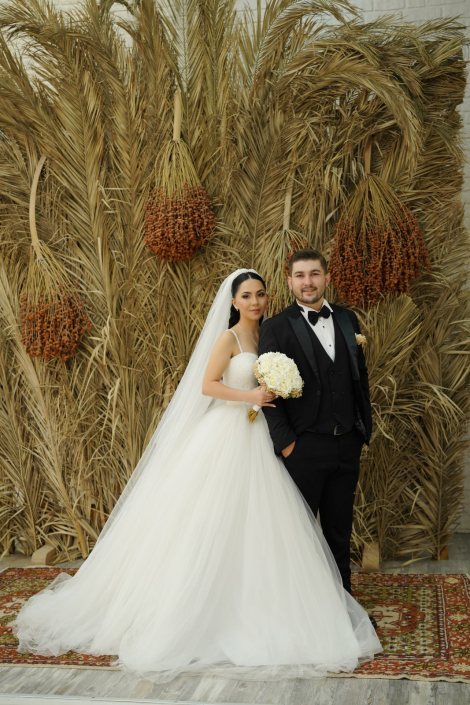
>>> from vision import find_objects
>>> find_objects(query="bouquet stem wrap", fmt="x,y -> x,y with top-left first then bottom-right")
248,405 -> 262,422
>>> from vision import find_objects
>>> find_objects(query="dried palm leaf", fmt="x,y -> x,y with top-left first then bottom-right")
258,172 -> 309,314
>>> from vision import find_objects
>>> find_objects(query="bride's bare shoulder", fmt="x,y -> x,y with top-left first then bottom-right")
211,329 -> 238,355
219,329 -> 236,342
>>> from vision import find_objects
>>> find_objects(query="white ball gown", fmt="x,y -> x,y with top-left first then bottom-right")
13,270 -> 382,683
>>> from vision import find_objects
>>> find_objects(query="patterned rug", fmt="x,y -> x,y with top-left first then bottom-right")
1,567 -> 470,681
347,572 -> 470,682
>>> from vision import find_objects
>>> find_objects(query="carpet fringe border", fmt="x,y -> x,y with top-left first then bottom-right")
0,662 -> 469,683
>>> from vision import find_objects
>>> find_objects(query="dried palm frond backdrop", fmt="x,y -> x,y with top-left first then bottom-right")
0,0 -> 468,564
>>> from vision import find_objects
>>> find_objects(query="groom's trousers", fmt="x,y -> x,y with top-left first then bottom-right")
281,427 -> 364,594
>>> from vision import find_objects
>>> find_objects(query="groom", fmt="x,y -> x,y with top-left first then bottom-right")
259,249 -> 372,606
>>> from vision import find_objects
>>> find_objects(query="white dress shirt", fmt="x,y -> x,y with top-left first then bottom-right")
297,299 -> 335,362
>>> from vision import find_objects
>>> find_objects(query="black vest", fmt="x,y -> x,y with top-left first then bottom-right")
303,316 -> 356,433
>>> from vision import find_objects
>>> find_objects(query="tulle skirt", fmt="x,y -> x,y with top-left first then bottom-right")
12,401 -> 382,682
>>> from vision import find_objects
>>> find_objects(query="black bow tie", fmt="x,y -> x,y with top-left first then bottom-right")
305,306 -> 331,325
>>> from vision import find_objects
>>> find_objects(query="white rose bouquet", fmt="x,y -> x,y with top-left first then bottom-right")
248,352 -> 304,422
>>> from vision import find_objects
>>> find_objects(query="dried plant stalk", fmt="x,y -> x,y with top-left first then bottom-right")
0,0 -> 467,567
21,152 -> 91,363
259,175 -> 310,316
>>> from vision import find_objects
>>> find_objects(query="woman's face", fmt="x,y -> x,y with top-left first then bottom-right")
232,278 -> 268,322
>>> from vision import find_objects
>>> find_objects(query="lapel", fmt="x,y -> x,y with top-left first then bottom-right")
286,303 -> 321,388
331,304 -> 360,381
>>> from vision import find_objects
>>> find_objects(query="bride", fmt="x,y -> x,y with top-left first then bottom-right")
13,268 -> 382,683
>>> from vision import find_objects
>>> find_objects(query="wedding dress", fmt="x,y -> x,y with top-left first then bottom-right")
13,269 -> 382,683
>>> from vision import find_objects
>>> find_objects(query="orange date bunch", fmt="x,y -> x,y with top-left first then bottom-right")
144,182 -> 216,261
20,283 -> 92,363
329,179 -> 431,309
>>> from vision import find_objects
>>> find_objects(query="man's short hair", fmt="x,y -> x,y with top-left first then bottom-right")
288,249 -> 328,276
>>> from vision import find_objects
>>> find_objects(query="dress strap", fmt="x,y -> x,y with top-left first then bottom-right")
228,328 -> 244,354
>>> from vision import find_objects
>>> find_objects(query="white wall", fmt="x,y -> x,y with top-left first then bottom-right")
55,0 -> 470,529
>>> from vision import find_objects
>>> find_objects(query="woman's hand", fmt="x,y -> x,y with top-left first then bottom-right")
248,386 -> 277,408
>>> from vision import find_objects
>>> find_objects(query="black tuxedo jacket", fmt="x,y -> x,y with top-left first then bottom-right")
258,302 -> 372,455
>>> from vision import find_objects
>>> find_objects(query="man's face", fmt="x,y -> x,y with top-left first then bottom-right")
288,259 -> 330,308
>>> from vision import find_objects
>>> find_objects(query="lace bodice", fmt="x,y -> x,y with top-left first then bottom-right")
223,352 -> 258,391
222,329 -> 258,399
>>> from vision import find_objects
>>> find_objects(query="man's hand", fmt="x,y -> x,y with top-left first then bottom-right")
281,441 -> 296,458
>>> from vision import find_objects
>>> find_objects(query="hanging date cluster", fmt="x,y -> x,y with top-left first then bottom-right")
20,284 -> 92,362
329,176 -> 432,309
144,182 -> 216,261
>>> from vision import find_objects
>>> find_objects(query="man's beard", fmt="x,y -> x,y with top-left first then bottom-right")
295,286 -> 325,306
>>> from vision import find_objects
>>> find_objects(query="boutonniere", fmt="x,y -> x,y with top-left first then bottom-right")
355,333 -> 367,346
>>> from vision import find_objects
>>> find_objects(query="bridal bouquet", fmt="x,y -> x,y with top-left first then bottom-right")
248,352 -> 304,422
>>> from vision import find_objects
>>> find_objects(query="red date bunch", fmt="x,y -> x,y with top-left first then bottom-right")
144,182 -> 216,261
329,203 -> 431,310
20,283 -> 92,362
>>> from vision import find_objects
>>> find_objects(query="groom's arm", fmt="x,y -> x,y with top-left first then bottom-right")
258,320 -> 298,455
347,310 -> 372,441
349,311 -> 371,410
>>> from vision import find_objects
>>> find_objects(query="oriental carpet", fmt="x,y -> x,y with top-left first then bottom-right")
1,567 -> 470,682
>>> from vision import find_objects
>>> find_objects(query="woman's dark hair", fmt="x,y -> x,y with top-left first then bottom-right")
228,272 -> 266,328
